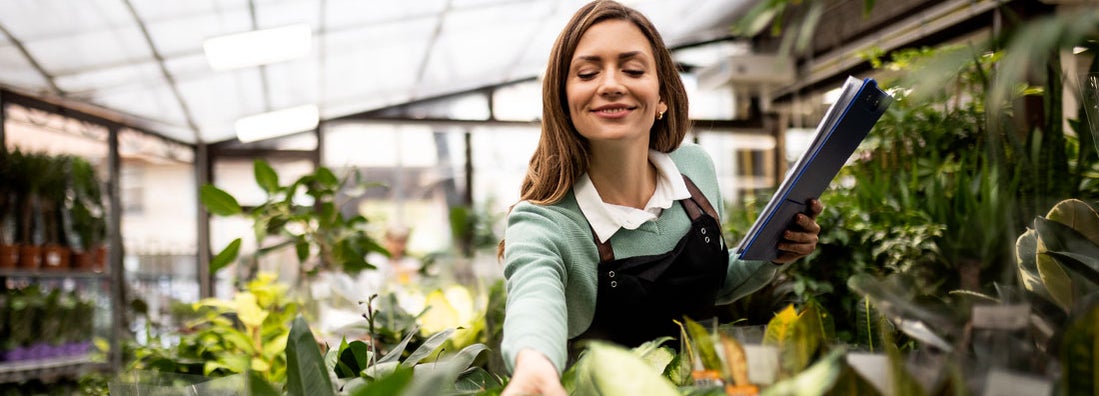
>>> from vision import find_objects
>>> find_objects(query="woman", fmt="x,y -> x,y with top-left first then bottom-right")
500,1 -> 823,395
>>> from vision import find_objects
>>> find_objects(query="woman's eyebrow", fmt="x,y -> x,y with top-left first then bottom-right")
573,51 -> 644,63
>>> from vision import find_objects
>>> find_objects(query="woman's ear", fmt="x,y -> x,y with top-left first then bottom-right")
658,101 -> 668,115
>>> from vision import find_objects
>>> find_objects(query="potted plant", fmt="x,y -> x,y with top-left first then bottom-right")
0,147 -> 17,269
67,156 -> 107,271
13,151 -> 49,270
39,155 -> 71,271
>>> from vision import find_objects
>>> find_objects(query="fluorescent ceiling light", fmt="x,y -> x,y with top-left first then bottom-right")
235,104 -> 319,143
204,25 -> 311,71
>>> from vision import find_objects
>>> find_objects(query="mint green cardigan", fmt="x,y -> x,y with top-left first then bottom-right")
501,144 -> 784,374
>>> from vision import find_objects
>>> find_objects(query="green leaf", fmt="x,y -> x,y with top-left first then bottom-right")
210,238 -> 241,275
286,316 -> 335,396
684,317 -> 722,373
336,340 -> 371,378
316,167 -> 340,188
248,371 -> 281,396
1059,297 -> 1099,395
761,347 -> 846,396
1046,199 -> 1099,246
850,297 -> 880,352
1036,217 -> 1099,259
573,342 -> 680,396
1017,228 -> 1055,301
1047,251 -> 1099,289
377,325 -> 421,365
254,159 -> 279,194
403,328 -> 454,367
200,184 -> 242,216
349,364 -> 414,396
764,305 -> 800,346
454,367 -> 503,393
295,238 -> 310,263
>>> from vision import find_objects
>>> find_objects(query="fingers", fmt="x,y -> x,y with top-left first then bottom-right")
807,198 -> 824,218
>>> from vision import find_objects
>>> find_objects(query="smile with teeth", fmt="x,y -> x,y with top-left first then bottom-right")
594,107 -> 632,114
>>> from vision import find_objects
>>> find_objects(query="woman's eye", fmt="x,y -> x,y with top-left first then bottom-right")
624,69 -> 644,77
577,72 -> 597,80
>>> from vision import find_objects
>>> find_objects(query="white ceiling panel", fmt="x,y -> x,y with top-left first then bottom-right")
25,25 -> 152,75
324,0 -> 447,31
0,45 -> 50,91
128,0 -> 249,21
54,61 -> 162,94
0,0 -> 751,144
256,0 -> 321,30
265,58 -> 320,110
0,0 -> 132,40
91,82 -> 188,129
144,9 -> 254,57
176,69 -> 266,132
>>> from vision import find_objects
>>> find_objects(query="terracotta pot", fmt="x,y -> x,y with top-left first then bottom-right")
18,245 -> 42,270
0,244 -> 18,269
42,245 -> 70,271
92,245 -> 108,273
71,250 -> 94,271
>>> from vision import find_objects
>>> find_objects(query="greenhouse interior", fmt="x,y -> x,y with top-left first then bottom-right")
1,0 -> 1098,394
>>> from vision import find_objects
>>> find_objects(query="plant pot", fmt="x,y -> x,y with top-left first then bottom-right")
42,245 -> 70,271
92,245 -> 107,273
0,244 -> 17,269
18,244 -> 42,270
72,250 -> 94,271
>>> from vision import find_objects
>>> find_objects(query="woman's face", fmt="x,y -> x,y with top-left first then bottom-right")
566,19 -> 667,146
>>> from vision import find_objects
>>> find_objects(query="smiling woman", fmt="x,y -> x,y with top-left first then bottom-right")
497,1 -> 825,395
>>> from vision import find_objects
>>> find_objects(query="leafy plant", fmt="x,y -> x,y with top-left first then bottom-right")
200,159 -> 387,281
128,273 -> 299,385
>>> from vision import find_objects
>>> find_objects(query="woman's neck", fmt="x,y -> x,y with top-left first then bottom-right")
587,143 -> 656,210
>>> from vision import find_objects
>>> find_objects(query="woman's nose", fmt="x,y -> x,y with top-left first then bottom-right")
597,70 -> 625,96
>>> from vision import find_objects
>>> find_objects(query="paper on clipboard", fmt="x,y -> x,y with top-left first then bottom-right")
736,77 -> 893,261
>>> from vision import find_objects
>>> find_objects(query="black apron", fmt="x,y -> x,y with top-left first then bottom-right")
570,174 -> 729,354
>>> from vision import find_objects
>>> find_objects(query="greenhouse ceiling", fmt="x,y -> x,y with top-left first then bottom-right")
0,0 -> 751,145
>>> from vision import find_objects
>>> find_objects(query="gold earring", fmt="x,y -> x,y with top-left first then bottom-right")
657,111 -> 665,120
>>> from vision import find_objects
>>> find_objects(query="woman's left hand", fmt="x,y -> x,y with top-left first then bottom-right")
772,199 -> 823,264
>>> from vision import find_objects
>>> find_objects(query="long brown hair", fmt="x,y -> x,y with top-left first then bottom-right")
498,0 -> 690,258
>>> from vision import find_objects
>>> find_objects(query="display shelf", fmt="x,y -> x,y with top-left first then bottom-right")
0,269 -> 107,279
0,354 -> 102,384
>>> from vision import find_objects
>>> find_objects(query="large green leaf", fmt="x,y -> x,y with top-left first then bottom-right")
1035,217 -> 1099,259
854,296 -> 882,353
1047,251 -> 1099,287
761,348 -> 846,396
285,316 -> 335,396
349,365 -> 414,396
684,318 -> 723,373
1047,199 -> 1099,246
1017,228 -> 1054,301
1060,297 -> 1099,395
572,342 -> 680,396
200,184 -> 242,216
247,371 -> 281,396
335,340 -> 371,379
402,328 -> 455,367
209,238 -> 241,275
254,159 -> 279,194
453,367 -> 502,394
376,325 -> 421,365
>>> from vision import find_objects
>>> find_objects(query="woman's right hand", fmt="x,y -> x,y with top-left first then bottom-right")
501,349 -> 568,396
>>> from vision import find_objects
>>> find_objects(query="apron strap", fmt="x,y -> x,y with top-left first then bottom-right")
589,174 -> 722,263
681,175 -> 720,221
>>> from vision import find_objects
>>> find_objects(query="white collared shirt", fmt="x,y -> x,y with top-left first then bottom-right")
575,150 -> 692,243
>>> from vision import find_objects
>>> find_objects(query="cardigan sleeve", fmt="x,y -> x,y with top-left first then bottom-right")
500,202 -> 571,375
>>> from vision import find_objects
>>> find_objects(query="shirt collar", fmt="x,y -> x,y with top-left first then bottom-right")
576,150 -> 691,243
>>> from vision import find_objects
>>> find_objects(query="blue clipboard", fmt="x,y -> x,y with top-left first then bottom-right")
736,77 -> 893,261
